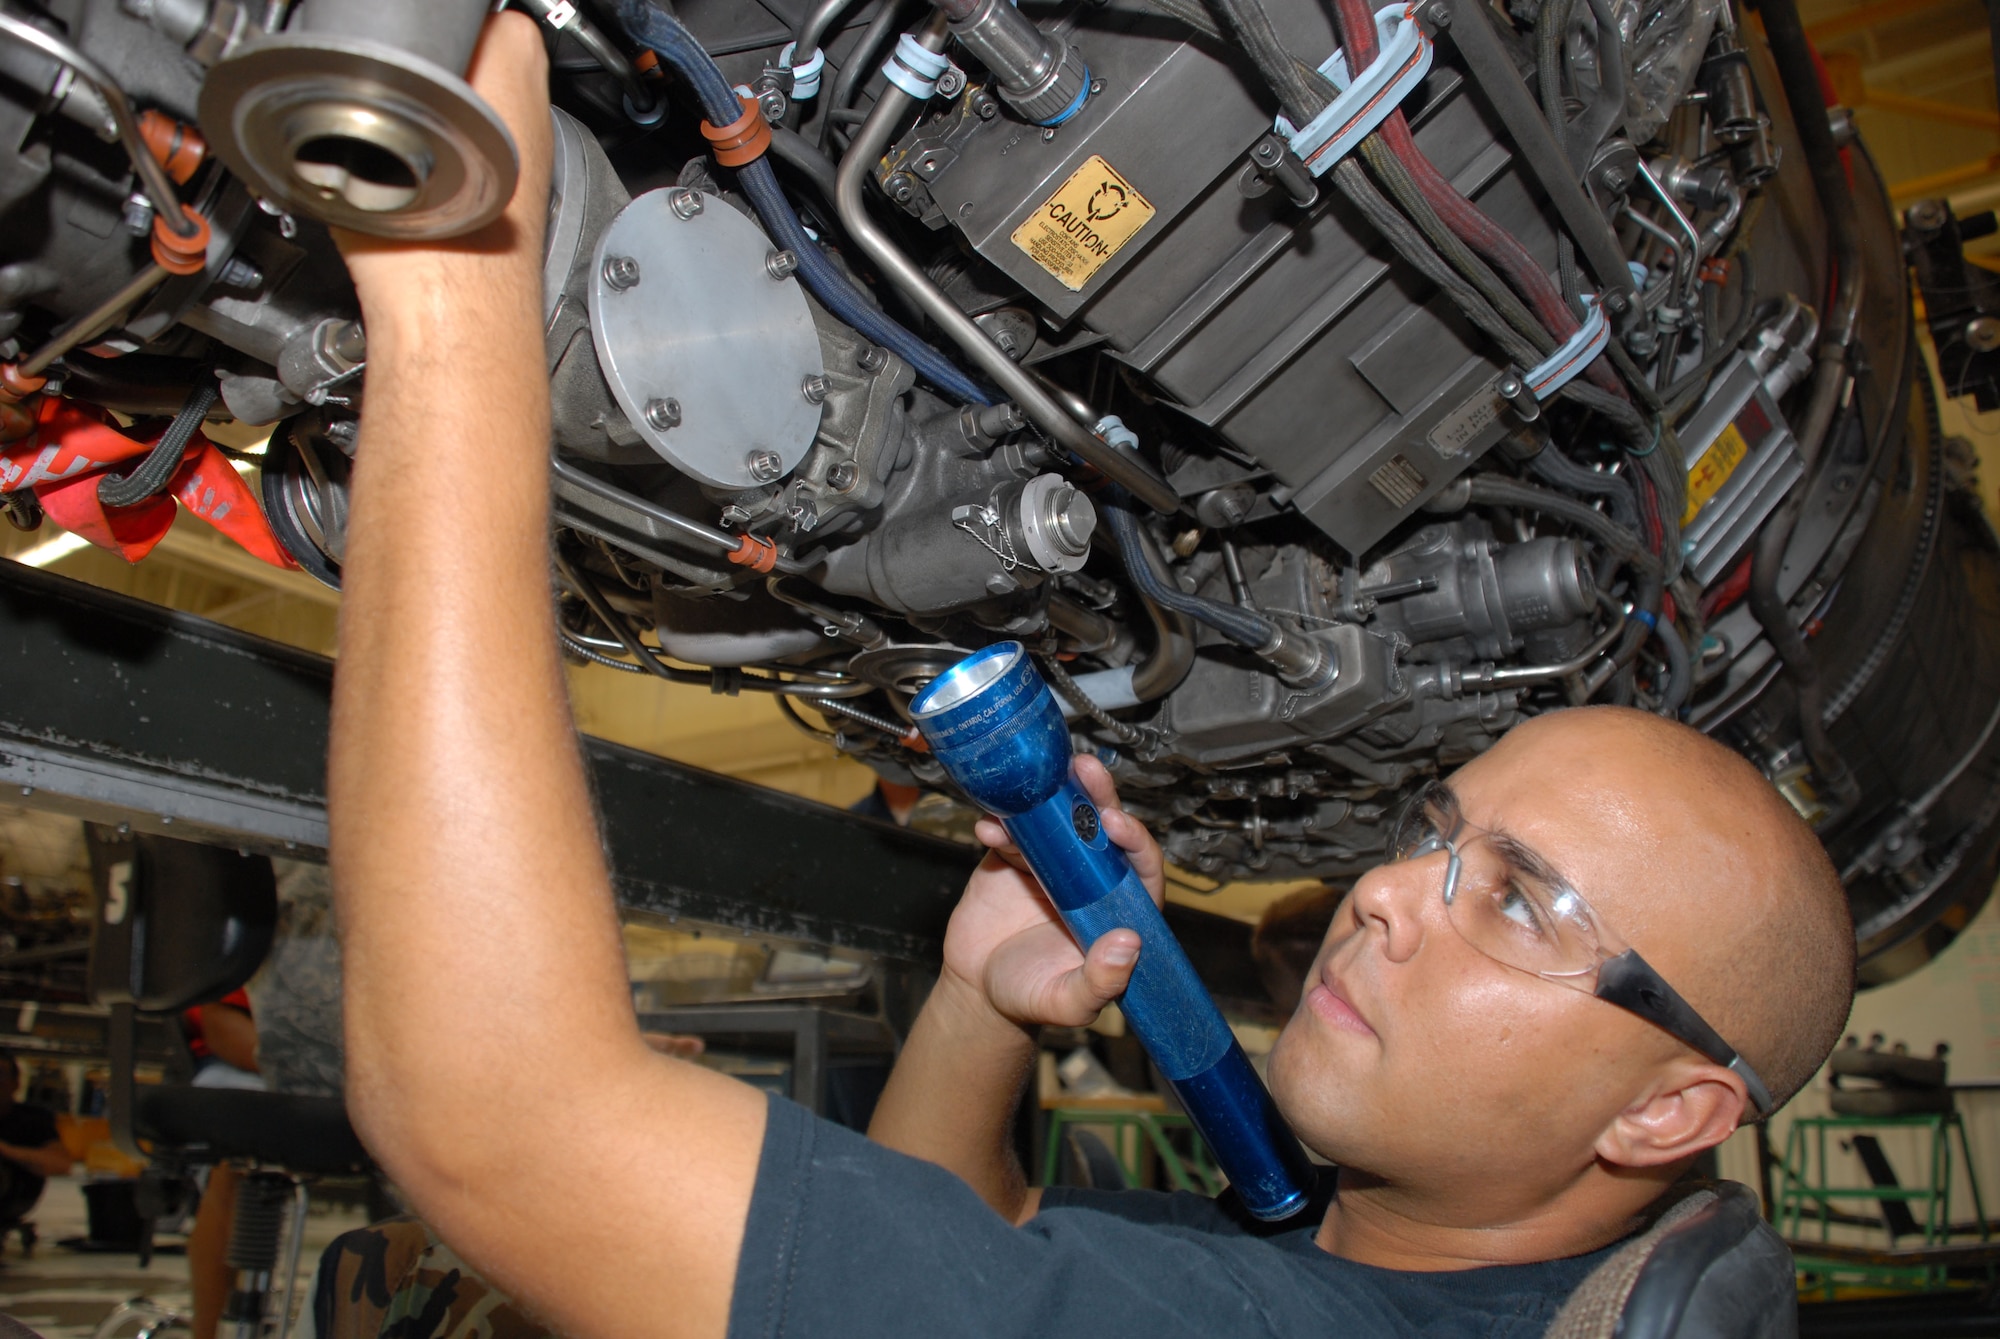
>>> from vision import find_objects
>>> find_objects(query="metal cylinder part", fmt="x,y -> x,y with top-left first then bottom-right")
940,0 -> 1091,126
196,0 -> 517,239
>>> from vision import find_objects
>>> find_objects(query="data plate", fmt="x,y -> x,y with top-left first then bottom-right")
590,189 -> 823,489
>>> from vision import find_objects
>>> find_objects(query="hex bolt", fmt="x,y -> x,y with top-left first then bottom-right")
668,188 -> 704,220
602,254 -> 642,290
857,345 -> 890,374
1423,1 -> 1451,25
746,449 -> 784,482
757,86 -> 788,121
644,397 -> 682,431
828,461 -> 859,491
766,249 -> 799,280
971,90 -> 999,120
802,374 -> 830,404
935,65 -> 966,98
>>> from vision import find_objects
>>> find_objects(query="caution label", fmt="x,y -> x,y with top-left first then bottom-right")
1011,156 -> 1155,292
1684,397 -> 1774,525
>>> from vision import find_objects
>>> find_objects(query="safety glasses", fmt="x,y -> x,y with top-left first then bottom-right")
1389,781 -> 1775,1118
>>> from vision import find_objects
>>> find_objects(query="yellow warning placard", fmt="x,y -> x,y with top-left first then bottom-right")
1011,156 -> 1155,292
1683,421 -> 1751,525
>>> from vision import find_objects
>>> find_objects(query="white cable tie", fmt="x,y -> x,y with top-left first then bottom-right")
883,32 -> 950,100
543,0 -> 577,28
779,41 -> 825,100
1524,294 -> 1610,400
1274,3 -> 1434,177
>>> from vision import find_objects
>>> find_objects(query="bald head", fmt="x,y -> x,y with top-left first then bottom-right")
1475,707 -> 1855,1110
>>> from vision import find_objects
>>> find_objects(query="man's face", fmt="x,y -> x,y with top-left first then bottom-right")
1265,721 -> 1745,1219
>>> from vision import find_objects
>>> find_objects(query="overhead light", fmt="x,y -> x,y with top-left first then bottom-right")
11,530 -> 90,569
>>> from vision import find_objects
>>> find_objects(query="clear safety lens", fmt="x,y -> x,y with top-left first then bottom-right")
1389,787 -> 1611,986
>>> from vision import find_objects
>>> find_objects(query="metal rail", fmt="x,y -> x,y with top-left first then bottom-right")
0,561 -> 975,962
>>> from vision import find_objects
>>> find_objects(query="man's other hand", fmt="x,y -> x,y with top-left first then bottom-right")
944,754 -> 1164,1030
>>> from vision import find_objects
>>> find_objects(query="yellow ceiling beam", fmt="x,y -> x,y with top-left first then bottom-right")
1892,152 -> 2000,198
1806,0 -> 1952,42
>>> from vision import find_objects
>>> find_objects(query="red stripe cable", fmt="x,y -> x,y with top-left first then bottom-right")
1327,0 -> 1628,400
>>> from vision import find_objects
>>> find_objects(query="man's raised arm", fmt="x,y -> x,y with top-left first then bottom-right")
325,18 -> 763,1339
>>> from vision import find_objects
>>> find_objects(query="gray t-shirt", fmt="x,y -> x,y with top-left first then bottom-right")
729,1093 -> 1617,1337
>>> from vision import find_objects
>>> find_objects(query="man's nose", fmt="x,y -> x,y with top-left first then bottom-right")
1346,856 -> 1434,963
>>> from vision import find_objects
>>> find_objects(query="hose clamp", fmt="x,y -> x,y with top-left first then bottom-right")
779,42 -> 825,100
883,33 -> 951,100
1274,4 -> 1433,177
1523,293 -> 1609,400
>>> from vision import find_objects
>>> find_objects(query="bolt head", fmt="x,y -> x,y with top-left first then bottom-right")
1041,126 -> 1057,142
888,175 -> 915,203
121,194 -> 154,237
828,461 -> 860,491
802,374 -> 830,404
1496,375 -> 1524,399
857,345 -> 889,373
602,254 -> 641,291
1909,199 -> 1948,232
1599,166 -> 1628,192
973,93 -> 999,120
757,87 -> 788,121
669,188 -> 705,220
1089,79 -> 1104,94
1969,316 -> 2000,353
644,397 -> 682,431
935,65 -> 966,98
766,248 -> 799,280
746,449 -> 784,482
1424,1 -> 1451,24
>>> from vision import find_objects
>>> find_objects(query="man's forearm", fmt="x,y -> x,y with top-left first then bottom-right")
0,1142 -> 70,1179
325,25 -> 764,1339
869,972 -> 1041,1222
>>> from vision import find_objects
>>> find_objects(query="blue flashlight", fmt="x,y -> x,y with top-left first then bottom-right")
911,642 -> 1314,1220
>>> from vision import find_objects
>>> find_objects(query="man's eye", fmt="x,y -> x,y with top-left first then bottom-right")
1497,883 -> 1545,934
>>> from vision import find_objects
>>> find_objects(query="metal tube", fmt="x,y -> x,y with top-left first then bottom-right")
0,14 -> 196,237
1466,601 -> 1626,685
550,458 -> 794,566
18,264 -> 170,377
798,0 -> 865,54
521,0 -> 657,116
1635,161 -> 1702,304
831,18 -> 1182,514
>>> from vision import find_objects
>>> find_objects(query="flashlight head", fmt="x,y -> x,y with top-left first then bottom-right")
910,642 -> 1071,816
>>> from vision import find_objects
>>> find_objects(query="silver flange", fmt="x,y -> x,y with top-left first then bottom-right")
588,188 -> 824,489
197,36 -> 517,239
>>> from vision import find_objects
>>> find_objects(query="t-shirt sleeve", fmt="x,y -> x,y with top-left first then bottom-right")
729,1094 -> 1289,1339
8,1104 -> 58,1147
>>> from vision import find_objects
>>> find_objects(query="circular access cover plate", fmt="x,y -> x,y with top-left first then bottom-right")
589,188 -> 824,490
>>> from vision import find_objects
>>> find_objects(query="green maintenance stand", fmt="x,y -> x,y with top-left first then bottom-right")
1777,1111 -> 1989,1299
1041,1095 -> 1225,1195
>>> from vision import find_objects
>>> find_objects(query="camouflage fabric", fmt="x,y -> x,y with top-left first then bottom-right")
250,860 -> 346,1098
311,1216 -> 555,1339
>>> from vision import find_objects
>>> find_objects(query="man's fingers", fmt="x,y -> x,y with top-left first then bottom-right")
974,820 -> 1029,872
1073,754 -> 1122,811
1063,931 -> 1141,1016
1101,808 -> 1166,906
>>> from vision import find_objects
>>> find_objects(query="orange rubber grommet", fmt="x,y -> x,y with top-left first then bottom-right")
138,110 -> 208,185
0,363 -> 47,404
1698,258 -> 1731,285
635,49 -> 664,77
726,535 -> 780,573
151,205 -> 211,276
701,95 -> 771,169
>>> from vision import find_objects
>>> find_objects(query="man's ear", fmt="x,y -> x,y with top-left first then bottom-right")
1594,1060 -> 1747,1169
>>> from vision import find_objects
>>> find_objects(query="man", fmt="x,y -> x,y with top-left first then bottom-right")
324,15 -> 1854,1338
0,1051 -> 70,1236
